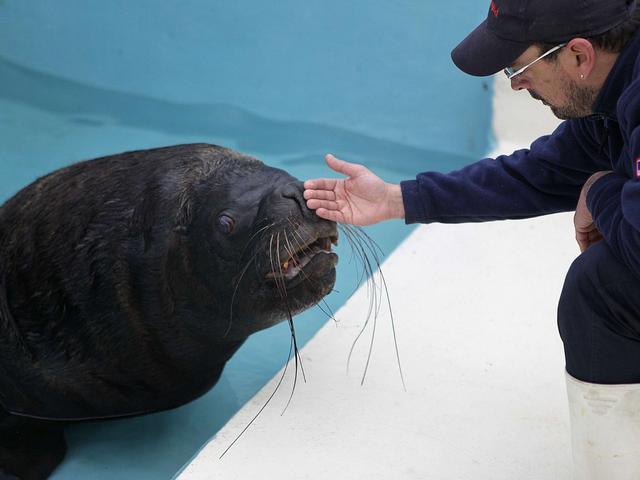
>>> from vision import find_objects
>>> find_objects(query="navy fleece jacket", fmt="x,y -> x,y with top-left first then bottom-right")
400,30 -> 640,279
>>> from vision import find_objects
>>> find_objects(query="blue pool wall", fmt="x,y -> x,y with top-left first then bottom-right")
0,0 -> 492,169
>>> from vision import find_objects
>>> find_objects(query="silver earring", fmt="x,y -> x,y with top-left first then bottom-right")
580,74 -> 585,79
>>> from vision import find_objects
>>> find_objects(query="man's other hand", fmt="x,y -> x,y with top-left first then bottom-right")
575,171 -> 613,252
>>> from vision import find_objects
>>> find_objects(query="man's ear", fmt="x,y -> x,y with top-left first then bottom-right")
565,38 -> 596,79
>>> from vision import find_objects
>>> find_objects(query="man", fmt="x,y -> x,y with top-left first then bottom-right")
303,0 -> 640,478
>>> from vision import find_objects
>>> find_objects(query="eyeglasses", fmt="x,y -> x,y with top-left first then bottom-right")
503,43 -> 567,80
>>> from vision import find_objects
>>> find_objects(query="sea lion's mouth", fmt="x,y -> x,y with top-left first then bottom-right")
266,234 -> 338,281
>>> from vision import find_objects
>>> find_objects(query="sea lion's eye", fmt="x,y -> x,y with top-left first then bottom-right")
216,214 -> 235,234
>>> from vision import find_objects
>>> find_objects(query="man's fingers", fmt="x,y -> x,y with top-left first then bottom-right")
306,198 -> 338,211
576,231 -> 588,252
303,189 -> 336,201
576,229 -> 603,252
325,154 -> 365,177
303,178 -> 338,191
303,154 -> 362,194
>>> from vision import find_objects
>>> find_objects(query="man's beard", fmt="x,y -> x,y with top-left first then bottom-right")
529,78 -> 598,120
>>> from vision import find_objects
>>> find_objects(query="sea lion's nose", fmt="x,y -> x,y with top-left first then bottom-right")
277,181 -> 304,198
273,181 -> 309,217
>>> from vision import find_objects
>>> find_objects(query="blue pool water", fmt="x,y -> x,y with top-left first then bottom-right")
0,1 -> 491,478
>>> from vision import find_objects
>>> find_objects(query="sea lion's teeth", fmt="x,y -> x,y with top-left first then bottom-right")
282,260 -> 289,270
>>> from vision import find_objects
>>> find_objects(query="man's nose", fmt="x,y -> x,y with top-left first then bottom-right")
510,75 -> 528,91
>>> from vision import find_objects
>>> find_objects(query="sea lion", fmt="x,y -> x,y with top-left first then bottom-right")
0,143 -> 338,479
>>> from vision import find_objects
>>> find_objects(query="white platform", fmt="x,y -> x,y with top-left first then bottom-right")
178,75 -> 573,479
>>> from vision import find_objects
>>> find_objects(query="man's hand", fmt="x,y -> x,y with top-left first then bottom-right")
303,154 -> 405,226
574,171 -> 612,252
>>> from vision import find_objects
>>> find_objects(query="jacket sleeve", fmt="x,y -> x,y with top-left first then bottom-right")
400,118 -> 612,224
587,125 -> 640,278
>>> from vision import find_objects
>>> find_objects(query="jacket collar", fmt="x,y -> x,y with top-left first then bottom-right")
592,29 -> 640,119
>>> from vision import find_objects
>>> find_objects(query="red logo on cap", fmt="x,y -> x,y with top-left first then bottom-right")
490,0 -> 499,17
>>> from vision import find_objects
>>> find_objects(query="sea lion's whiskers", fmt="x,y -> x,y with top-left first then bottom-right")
321,226 -> 372,368
342,225 -> 382,379
240,222 -> 276,260
341,225 -> 405,391
287,223 -> 313,272
287,223 -> 338,322
341,226 -> 370,297
268,233 -> 277,287
225,260 -> 254,337
308,287 -> 338,323
344,226 -> 383,317
276,233 -> 306,407
283,223 -> 314,280
282,230 -> 300,269
281,312 -> 303,416
269,233 -> 286,296
341,226 -> 378,315
286,219 -> 314,256
226,225 -> 277,337
230,233 -> 293,424
219,338 -> 296,459
283,244 -> 336,322
349,229 -> 397,350
275,232 -> 286,296
341,226 -> 378,309
376,261 -> 406,391
268,232 -> 288,307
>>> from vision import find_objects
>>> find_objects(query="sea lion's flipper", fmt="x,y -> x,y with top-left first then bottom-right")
0,410 -> 67,480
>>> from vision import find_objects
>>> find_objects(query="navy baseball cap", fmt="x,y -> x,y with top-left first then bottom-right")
452,0 -> 637,76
